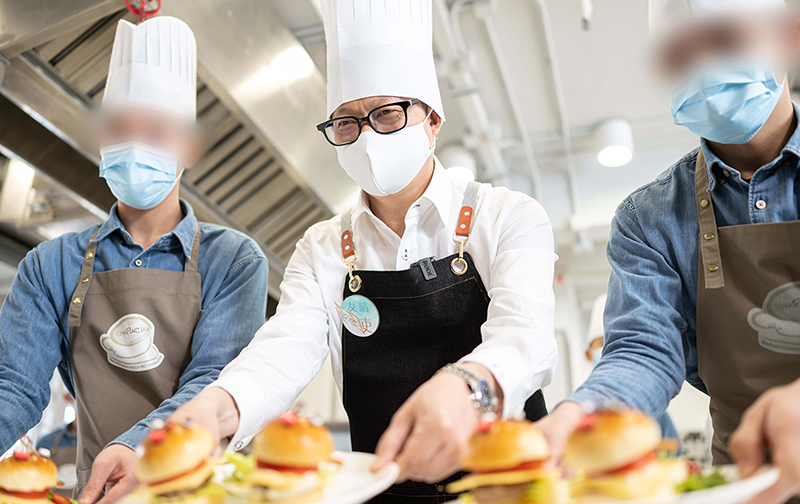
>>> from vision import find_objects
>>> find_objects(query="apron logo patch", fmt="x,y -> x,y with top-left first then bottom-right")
335,295 -> 380,337
99,313 -> 164,371
748,281 -> 800,355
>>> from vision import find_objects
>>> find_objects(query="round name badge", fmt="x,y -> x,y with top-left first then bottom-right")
335,294 -> 380,337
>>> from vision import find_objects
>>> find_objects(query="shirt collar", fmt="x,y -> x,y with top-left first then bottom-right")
91,199 -> 198,258
701,101 -> 800,192
352,158 -> 453,226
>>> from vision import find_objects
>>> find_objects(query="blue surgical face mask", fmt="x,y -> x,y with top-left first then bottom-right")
99,142 -> 182,210
669,59 -> 786,145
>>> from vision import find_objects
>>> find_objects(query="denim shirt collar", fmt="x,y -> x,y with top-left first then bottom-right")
91,199 -> 198,257
701,101 -> 800,193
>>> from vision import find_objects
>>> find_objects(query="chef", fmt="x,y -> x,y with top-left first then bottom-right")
0,16 -> 268,504
171,0 -> 558,501
539,1 -> 800,503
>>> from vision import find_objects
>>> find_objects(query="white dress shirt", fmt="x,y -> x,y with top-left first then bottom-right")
214,165 -> 558,449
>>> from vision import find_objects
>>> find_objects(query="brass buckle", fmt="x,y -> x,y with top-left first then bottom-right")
344,254 -> 362,293
451,234 -> 469,276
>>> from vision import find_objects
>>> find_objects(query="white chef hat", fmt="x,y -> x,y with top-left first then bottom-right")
649,0 -> 787,39
102,16 -> 197,124
586,293 -> 607,350
321,0 -> 445,121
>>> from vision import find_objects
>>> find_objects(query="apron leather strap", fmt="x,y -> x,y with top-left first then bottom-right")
339,181 -> 483,266
695,150 -> 725,289
341,210 -> 355,263
455,181 -> 480,239
184,225 -> 201,273
68,232 -> 100,327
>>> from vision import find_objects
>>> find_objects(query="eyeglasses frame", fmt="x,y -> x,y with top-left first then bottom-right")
316,99 -> 425,146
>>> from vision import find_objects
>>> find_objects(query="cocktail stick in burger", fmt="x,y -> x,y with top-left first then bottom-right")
243,412 -> 335,504
446,420 -> 567,504
134,423 -> 224,504
0,449 -> 59,504
563,410 -> 688,500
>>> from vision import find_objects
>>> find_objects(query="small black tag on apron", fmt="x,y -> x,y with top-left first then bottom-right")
418,257 -> 437,281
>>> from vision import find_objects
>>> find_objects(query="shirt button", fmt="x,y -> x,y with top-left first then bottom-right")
234,441 -> 244,450
723,169 -> 731,178
437,485 -> 444,492
134,259 -> 143,267
755,199 -> 767,210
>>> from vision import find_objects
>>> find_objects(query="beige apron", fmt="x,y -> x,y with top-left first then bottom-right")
67,227 -> 202,497
695,150 -> 800,475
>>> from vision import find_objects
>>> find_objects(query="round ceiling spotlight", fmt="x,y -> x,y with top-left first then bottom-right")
596,119 -> 635,168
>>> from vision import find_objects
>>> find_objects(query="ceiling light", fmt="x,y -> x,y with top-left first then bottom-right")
596,119 -> 635,168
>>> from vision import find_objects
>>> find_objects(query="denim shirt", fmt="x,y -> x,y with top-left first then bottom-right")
0,200 -> 268,451
569,103 -> 800,418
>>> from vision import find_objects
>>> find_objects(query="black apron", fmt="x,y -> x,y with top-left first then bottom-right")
339,181 -> 547,503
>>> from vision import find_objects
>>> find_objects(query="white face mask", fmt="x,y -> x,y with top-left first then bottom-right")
335,117 -> 436,197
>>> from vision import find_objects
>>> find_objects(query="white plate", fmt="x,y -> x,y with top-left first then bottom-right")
320,451 -> 399,504
122,451 -> 398,504
578,465 -> 780,504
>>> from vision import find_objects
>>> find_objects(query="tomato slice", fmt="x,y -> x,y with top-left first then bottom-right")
148,460 -> 206,486
475,460 -> 545,475
256,461 -> 317,474
48,492 -> 71,504
595,452 -> 657,477
0,488 -> 51,500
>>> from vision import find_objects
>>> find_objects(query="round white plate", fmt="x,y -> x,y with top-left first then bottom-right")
320,451 -> 399,504
578,465 -> 779,504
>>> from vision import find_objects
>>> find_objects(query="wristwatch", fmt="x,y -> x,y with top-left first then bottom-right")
439,363 -> 498,414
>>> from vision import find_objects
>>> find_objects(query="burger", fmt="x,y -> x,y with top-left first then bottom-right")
446,420 -> 566,504
0,450 -> 58,504
242,411 -> 335,504
563,410 -> 687,500
134,423 -> 224,504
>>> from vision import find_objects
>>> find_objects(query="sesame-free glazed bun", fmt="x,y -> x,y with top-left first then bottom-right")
135,424 -> 217,485
0,453 -> 57,492
563,410 -> 661,475
461,420 -> 550,473
254,415 -> 333,468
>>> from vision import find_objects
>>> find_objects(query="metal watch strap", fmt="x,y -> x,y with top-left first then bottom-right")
439,363 -> 498,414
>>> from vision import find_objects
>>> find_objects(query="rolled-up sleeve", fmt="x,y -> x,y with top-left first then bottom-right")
212,232 -> 330,449
112,252 -> 269,450
461,195 -> 558,417
567,201 -> 686,417
0,249 -> 64,452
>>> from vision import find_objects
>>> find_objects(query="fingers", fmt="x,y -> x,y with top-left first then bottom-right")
395,425 -> 445,482
95,474 -> 139,504
731,402 -> 769,478
536,403 -> 585,462
79,459 -> 114,504
372,409 -> 414,473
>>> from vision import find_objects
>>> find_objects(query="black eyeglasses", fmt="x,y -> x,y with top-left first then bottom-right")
316,99 -> 424,146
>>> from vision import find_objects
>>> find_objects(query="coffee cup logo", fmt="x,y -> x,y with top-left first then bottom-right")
748,282 -> 800,355
100,314 -> 164,371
